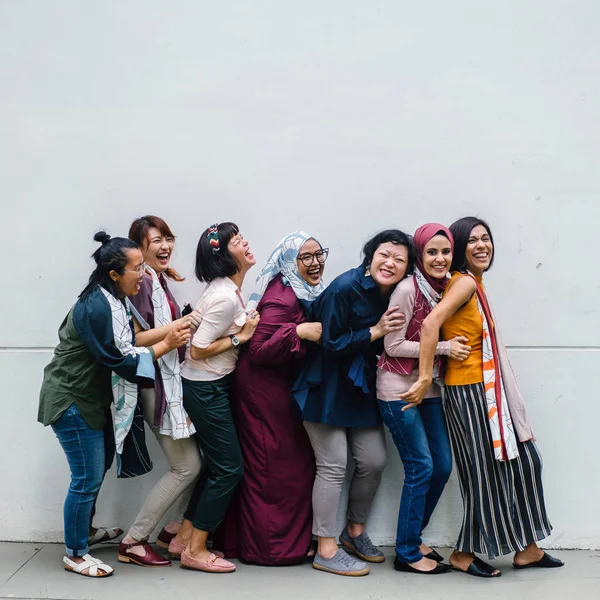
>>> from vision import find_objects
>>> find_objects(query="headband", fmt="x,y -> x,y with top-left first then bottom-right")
207,224 -> 220,252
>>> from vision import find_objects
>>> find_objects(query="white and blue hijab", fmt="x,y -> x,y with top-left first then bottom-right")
247,231 -> 327,311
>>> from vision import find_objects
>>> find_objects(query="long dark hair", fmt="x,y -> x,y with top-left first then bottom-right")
128,215 -> 184,282
449,216 -> 495,273
79,231 -> 139,299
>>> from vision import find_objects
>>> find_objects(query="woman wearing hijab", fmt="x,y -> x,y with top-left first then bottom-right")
223,231 -> 327,565
401,216 -> 563,578
377,223 -> 471,575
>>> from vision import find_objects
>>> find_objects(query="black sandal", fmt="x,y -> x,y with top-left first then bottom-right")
513,552 -> 564,570
452,556 -> 501,578
424,550 -> 444,563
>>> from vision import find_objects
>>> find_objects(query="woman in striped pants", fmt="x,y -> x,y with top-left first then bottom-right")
400,216 -> 563,578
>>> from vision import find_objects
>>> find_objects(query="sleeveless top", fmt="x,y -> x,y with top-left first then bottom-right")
441,272 -> 484,385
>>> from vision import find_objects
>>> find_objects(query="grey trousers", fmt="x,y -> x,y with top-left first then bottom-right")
128,389 -> 202,541
304,421 -> 387,538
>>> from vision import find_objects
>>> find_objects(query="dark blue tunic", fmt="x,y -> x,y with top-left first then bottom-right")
293,265 -> 390,428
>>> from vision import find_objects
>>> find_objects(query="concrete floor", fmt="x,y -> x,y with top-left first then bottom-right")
0,543 -> 598,600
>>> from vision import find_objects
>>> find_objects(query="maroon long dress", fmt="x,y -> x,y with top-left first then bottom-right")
216,275 -> 316,565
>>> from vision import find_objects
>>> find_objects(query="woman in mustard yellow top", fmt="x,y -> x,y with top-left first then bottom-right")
401,217 -> 563,578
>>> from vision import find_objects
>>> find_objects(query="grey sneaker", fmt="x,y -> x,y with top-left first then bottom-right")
339,529 -> 385,563
313,549 -> 370,576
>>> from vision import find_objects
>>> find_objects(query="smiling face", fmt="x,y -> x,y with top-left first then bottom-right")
368,242 -> 409,292
112,248 -> 145,297
142,226 -> 174,274
422,234 -> 453,279
227,232 -> 256,272
465,224 -> 493,276
297,238 -> 326,286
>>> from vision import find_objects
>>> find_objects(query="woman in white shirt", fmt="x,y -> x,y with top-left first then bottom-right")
169,222 -> 259,574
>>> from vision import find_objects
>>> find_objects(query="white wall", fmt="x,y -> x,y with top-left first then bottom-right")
1,0 -> 599,548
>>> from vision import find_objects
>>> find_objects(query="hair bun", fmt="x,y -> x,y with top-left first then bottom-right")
94,231 -> 111,245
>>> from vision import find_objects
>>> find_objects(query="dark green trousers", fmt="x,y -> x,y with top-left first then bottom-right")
182,375 -> 243,533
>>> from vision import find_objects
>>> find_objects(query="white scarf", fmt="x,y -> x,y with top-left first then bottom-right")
147,267 -> 195,439
100,288 -> 150,455
247,231 -> 327,311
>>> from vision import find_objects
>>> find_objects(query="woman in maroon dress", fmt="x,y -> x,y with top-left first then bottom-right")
226,231 -> 328,565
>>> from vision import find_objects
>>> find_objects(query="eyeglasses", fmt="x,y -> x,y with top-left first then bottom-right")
297,248 -> 329,267
126,263 -> 147,276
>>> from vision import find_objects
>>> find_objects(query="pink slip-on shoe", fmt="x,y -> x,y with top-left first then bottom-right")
168,538 -> 224,561
181,549 -> 236,573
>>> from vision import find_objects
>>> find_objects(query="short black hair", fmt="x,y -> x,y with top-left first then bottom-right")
195,222 -> 241,282
80,231 -> 139,299
449,216 -> 495,272
362,229 -> 416,275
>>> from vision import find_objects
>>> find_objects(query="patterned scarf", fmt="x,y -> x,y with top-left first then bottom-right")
246,231 -> 327,311
146,267 -> 195,439
100,287 -> 151,455
470,275 -> 519,462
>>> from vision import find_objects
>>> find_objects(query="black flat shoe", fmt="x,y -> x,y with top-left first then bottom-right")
394,559 -> 452,575
424,550 -> 444,563
452,556 -> 501,578
513,552 -> 564,570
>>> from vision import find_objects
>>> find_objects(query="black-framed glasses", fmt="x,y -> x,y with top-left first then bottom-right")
297,248 -> 329,267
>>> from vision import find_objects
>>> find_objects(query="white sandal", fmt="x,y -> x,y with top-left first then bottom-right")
88,527 -> 124,547
63,554 -> 114,577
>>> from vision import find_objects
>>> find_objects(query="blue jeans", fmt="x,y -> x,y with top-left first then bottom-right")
379,398 -> 452,563
51,403 -> 115,557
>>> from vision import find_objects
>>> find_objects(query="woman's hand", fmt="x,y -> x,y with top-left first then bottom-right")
164,321 -> 191,350
370,306 -> 405,341
296,322 -> 322,343
238,311 -> 260,344
449,336 -> 471,361
399,377 -> 431,411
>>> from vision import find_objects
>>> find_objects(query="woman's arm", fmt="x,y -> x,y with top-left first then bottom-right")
189,296 -> 259,360
399,275 -> 476,408
319,285 -> 371,355
134,318 -> 176,347
248,296 -> 311,366
383,277 -> 451,358
320,283 -> 404,356
73,294 -> 189,383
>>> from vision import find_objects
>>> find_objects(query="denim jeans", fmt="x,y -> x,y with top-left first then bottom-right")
379,398 -> 452,563
51,403 -> 115,557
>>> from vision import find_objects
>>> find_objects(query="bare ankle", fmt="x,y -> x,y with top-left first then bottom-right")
318,537 -> 338,560
346,522 -> 365,538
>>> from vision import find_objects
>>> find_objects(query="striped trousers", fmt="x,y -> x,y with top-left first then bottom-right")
444,383 -> 552,558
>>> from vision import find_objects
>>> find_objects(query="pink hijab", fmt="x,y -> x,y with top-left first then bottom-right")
413,223 -> 454,294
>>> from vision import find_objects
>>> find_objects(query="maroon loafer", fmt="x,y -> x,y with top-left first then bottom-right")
118,542 -> 172,568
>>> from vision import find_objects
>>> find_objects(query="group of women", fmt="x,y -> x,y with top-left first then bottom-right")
38,214 -> 564,579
